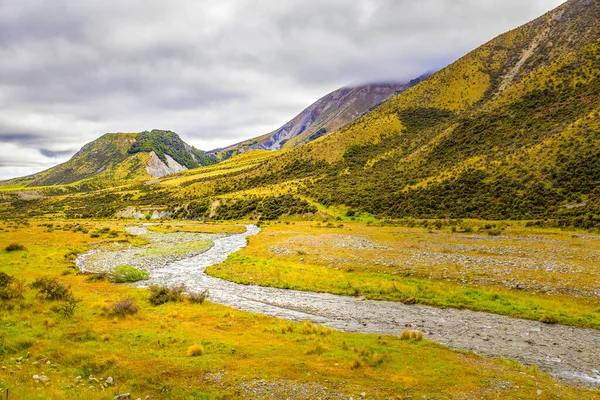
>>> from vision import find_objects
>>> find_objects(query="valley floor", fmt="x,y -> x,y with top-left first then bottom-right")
0,219 -> 598,399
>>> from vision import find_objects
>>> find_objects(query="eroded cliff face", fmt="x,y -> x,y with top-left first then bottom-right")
145,151 -> 188,178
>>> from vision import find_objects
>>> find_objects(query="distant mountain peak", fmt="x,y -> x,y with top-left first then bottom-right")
211,77 -> 429,160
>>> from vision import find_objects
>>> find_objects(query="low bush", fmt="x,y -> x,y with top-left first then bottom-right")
5,243 -> 25,252
148,284 -> 185,305
540,315 -> 558,324
30,277 -> 73,301
187,289 -> 209,304
85,272 -> 109,282
111,298 -> 139,316
112,265 -> 150,283
51,297 -> 80,318
0,272 -> 25,300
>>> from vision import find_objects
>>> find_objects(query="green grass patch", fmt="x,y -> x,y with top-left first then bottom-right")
112,265 -> 150,283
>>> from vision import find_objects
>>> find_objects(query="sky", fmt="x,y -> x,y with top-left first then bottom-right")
0,0 -> 565,180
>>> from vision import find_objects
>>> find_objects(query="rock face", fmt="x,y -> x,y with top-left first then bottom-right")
145,151 -> 188,178
212,78 -> 428,159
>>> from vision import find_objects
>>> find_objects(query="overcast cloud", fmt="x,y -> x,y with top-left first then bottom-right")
0,0 -> 565,180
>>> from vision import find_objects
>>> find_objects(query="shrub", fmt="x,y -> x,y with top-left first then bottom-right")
85,272 -> 109,282
31,277 -> 73,301
51,297 -> 80,318
5,243 -> 25,252
187,289 -> 209,304
540,315 -> 558,324
112,265 -> 150,283
0,272 -> 25,300
148,284 -> 185,305
187,344 -> 204,356
111,298 -> 139,316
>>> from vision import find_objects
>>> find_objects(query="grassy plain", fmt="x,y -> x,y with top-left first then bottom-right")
0,219 -> 598,399
207,221 -> 600,329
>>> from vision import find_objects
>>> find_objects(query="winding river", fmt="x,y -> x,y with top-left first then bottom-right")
79,224 -> 600,388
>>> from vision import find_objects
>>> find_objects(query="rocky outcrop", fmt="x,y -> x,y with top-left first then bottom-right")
145,151 -> 187,178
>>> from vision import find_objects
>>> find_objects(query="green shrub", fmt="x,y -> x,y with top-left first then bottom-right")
148,284 -> 185,305
31,277 -> 73,301
112,265 -> 150,283
5,243 -> 25,252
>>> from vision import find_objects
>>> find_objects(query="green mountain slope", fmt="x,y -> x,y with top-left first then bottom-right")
164,0 -> 600,227
2,0 -> 599,229
6,130 -> 216,188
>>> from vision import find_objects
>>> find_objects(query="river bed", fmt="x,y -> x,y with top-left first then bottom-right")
77,223 -> 600,388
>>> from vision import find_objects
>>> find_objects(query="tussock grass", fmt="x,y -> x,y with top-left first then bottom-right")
187,344 -> 205,356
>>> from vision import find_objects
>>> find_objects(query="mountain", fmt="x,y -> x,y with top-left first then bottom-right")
211,80 -> 426,160
9,130 -> 216,187
3,0 -> 600,230
158,0 -> 600,228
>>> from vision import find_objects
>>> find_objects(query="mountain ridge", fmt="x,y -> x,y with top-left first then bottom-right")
211,78 -> 428,160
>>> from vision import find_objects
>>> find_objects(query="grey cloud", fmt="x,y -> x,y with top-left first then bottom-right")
39,148 -> 77,158
0,0 -> 565,179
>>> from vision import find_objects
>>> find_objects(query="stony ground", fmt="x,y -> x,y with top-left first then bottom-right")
269,230 -> 600,297
76,225 -> 220,272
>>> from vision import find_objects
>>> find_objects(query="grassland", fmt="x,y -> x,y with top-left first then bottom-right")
207,221 -> 600,330
1,219 -> 598,399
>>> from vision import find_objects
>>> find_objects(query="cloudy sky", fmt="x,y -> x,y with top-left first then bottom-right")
0,0 -> 565,180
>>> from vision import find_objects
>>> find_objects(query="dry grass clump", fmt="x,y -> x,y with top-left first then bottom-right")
301,321 -> 333,336
187,344 -> 205,357
305,343 -> 326,355
400,330 -> 424,341
187,289 -> 209,304
111,298 -> 139,316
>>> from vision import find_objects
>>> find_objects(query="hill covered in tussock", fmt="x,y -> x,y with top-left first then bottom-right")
2,130 -> 215,188
2,0 -> 600,230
